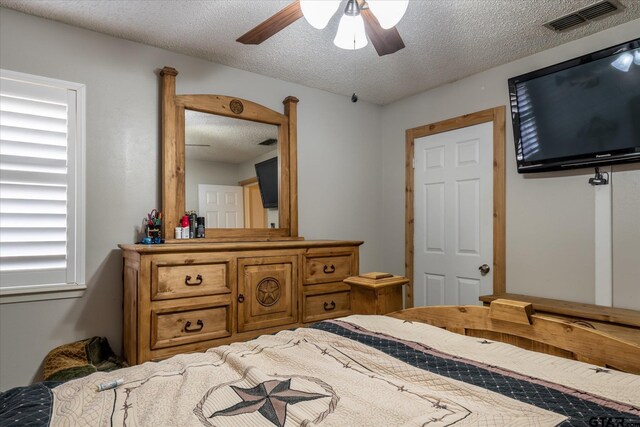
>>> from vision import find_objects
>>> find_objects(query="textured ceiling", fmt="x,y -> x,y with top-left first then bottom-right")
1,0 -> 639,105
185,110 -> 278,163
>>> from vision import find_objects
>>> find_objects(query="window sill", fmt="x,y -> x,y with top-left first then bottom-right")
0,283 -> 87,304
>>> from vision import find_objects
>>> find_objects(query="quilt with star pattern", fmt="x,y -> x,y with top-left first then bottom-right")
4,315 -> 640,426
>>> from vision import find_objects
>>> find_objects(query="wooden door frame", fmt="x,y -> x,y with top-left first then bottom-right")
405,106 -> 506,308
239,177 -> 269,229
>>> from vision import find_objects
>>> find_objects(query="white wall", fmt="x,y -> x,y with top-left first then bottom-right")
0,9 -> 383,390
379,19 -> 640,304
612,163 -> 640,310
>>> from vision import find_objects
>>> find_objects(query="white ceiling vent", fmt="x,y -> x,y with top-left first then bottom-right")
545,0 -> 625,32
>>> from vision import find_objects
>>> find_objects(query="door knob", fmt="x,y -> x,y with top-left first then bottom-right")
479,264 -> 490,276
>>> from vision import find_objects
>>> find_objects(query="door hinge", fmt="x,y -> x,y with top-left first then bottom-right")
412,158 -> 415,169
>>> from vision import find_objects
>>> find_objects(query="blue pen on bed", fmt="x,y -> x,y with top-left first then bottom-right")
97,379 -> 124,392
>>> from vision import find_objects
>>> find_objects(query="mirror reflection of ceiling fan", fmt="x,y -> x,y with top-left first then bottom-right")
237,0 -> 409,56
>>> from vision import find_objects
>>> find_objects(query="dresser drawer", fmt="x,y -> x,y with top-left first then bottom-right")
303,289 -> 351,323
151,258 -> 231,301
304,253 -> 354,285
151,303 -> 231,349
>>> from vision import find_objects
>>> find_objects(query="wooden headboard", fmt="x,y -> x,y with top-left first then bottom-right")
389,299 -> 640,375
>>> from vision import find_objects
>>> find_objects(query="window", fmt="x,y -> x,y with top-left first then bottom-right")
0,69 -> 85,303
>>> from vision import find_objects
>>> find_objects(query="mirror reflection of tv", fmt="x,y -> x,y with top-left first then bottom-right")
508,38 -> 640,173
254,157 -> 278,208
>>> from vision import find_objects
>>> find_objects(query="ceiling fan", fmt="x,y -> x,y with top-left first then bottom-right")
237,0 -> 408,56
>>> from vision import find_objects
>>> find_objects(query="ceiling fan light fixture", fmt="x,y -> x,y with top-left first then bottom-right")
611,52 -> 633,72
333,13 -> 368,50
300,0 -> 341,29
367,0 -> 409,29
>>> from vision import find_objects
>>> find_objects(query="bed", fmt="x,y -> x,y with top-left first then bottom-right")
2,299 -> 639,426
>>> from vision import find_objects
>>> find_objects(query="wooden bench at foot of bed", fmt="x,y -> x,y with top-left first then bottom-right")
389,299 -> 640,375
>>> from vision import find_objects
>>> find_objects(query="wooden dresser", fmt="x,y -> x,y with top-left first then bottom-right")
119,240 -> 362,365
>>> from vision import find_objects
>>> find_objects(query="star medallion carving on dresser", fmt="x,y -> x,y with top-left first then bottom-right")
256,277 -> 281,307
210,379 -> 328,426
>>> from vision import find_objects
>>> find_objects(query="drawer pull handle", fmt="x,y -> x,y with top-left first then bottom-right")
323,264 -> 336,274
324,301 -> 336,311
238,294 -> 245,303
184,319 -> 204,332
185,274 -> 203,286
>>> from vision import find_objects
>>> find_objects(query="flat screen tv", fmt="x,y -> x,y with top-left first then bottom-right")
508,38 -> 640,173
254,157 -> 278,208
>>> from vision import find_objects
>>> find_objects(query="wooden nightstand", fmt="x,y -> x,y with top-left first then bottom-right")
345,272 -> 409,315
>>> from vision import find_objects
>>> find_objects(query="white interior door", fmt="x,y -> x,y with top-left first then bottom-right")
414,122 -> 493,306
198,184 -> 244,228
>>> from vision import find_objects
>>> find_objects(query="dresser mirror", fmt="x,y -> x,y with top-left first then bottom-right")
184,110 -> 280,229
161,66 -> 299,240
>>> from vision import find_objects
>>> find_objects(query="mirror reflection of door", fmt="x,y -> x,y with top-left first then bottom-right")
240,177 -> 267,228
184,109 -> 279,229
198,184 -> 244,228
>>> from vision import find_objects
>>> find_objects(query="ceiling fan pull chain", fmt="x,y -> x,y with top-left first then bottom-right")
351,31 -> 359,103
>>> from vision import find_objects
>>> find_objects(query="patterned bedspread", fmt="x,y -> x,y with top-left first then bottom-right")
4,315 -> 639,426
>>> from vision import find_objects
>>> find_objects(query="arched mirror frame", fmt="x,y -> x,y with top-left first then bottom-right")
160,67 -> 299,241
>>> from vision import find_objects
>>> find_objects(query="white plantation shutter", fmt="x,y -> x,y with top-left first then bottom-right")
0,70 -> 85,300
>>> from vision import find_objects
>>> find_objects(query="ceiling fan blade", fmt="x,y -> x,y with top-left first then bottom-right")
361,7 -> 405,56
237,0 -> 303,45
